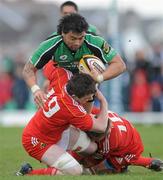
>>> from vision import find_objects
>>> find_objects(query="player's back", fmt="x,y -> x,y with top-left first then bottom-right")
108,111 -> 143,156
97,110 -> 143,157
43,60 -> 73,94
109,111 -> 134,149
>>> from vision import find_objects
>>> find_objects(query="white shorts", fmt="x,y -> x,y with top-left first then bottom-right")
56,128 -> 70,150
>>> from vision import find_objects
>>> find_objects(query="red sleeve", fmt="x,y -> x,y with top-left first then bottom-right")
70,114 -> 93,131
43,60 -> 57,80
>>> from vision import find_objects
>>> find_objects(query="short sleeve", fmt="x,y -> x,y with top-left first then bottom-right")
43,60 -> 56,81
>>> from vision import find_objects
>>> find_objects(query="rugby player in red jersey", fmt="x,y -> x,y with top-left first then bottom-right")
16,72 -> 108,176
79,109 -> 163,174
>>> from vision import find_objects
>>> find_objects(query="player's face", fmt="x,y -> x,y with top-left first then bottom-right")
78,93 -> 95,105
62,31 -> 86,51
61,6 -> 77,16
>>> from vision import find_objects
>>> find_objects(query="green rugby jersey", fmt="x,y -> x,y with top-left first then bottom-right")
30,33 -> 117,73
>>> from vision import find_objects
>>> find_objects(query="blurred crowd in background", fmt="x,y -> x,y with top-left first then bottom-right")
0,0 -> 163,112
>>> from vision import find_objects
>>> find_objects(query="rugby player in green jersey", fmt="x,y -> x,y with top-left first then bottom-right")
43,1 -> 99,92
23,13 -> 126,108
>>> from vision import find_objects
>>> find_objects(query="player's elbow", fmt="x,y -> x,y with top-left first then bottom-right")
120,60 -> 127,73
91,121 -> 108,133
112,54 -> 127,74
116,56 -> 127,74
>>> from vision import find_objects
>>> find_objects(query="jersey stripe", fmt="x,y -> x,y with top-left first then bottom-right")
32,37 -> 62,69
85,39 -> 107,63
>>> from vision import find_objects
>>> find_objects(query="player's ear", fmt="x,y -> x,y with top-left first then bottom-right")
73,95 -> 81,104
72,94 -> 78,101
61,32 -> 65,37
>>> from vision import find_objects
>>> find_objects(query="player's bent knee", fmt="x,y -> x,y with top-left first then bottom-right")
51,152 -> 83,175
72,130 -> 91,152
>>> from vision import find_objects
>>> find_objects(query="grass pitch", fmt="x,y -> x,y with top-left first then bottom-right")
0,124 -> 163,180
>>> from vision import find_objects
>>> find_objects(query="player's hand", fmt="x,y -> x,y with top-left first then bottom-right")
33,89 -> 47,108
90,68 -> 99,82
90,68 -> 104,83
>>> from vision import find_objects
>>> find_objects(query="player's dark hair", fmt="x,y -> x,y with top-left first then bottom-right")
57,13 -> 88,34
60,1 -> 78,12
66,73 -> 96,98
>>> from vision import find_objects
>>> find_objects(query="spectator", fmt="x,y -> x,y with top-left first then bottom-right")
150,81 -> 163,112
0,71 -> 14,109
0,56 -> 14,109
129,70 -> 150,112
150,43 -> 163,83
12,62 -> 29,109
134,50 -> 152,81
60,1 -> 98,34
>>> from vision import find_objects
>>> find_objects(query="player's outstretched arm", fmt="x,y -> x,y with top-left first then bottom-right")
23,61 -> 47,108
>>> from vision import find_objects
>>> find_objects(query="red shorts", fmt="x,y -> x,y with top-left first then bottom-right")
22,134 -> 52,161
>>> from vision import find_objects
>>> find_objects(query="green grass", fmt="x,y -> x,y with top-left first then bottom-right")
0,124 -> 163,179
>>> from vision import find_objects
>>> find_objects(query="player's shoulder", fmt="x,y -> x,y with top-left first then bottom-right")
41,34 -> 62,47
63,91 -> 87,117
85,33 -> 104,42
85,33 -> 106,47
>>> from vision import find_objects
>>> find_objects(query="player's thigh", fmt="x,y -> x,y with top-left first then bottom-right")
59,126 -> 91,151
68,126 -> 97,154
41,144 -> 82,175
41,144 -> 65,166
67,126 -> 80,148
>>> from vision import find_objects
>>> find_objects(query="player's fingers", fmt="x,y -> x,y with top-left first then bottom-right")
43,93 -> 48,100
34,93 -> 46,108
90,68 -> 99,76
34,96 -> 43,108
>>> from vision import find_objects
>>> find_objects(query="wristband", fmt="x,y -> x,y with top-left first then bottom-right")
31,85 -> 40,94
96,74 -> 104,83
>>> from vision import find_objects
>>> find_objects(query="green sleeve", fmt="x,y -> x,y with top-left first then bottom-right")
30,36 -> 61,68
102,41 -> 117,62
86,34 -> 117,63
